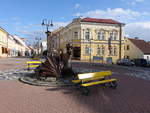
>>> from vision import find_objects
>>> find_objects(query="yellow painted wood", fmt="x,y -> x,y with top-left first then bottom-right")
72,71 -> 112,84
27,65 -> 40,68
72,79 -> 81,84
26,61 -> 41,69
26,61 -> 42,64
81,79 -> 117,87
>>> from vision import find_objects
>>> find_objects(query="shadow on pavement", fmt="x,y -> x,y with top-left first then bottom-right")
45,72 -> 150,113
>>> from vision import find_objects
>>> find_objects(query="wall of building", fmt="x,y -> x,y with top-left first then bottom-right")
0,28 -> 8,57
50,19 -> 125,63
79,23 -> 125,63
124,38 -> 143,59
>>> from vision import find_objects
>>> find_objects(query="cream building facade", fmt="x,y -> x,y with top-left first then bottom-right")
124,38 -> 150,61
0,26 -> 30,57
13,35 -> 30,56
8,35 -> 17,57
0,27 -> 8,57
50,18 -> 125,63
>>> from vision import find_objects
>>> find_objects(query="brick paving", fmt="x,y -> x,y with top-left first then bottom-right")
0,72 -> 149,113
0,58 -> 28,70
0,58 -> 149,113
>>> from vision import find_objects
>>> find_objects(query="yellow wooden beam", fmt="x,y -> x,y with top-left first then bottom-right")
81,79 -> 117,87
26,61 -> 42,64
27,65 -> 40,68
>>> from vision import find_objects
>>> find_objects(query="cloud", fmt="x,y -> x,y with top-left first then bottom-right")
75,8 -> 150,41
15,21 -> 69,42
135,0 -> 144,2
74,3 -> 81,9
75,8 -> 148,23
122,0 -> 145,5
125,22 -> 150,41
53,22 -> 69,28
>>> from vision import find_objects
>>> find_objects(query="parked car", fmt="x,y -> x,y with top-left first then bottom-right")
132,58 -> 147,67
147,60 -> 150,67
117,59 -> 135,66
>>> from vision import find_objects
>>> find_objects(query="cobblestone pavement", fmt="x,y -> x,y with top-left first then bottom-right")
0,58 -> 28,70
0,75 -> 149,113
0,58 -> 31,80
72,62 -> 150,81
0,58 -> 149,113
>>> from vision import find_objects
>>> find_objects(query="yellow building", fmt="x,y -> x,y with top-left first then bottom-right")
125,37 -> 150,60
50,18 -> 125,63
0,27 -> 8,57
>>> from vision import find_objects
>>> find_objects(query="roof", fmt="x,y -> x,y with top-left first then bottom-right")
81,17 -> 123,25
13,35 -> 28,49
128,38 -> 150,54
0,26 -> 9,34
52,27 -> 64,36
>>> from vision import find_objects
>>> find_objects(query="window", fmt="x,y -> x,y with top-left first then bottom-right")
97,46 -> 105,55
147,56 -> 149,60
109,47 -> 117,56
113,32 -> 117,40
97,31 -> 105,40
110,31 -> 118,40
114,47 -> 117,56
74,32 -> 78,37
109,47 -> 112,55
85,30 -> 90,40
2,47 -> 8,54
2,47 -> 4,54
127,56 -> 130,59
85,46 -> 91,54
127,45 -> 130,50
110,32 -> 113,40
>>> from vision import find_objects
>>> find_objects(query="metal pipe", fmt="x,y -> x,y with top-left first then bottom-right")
119,23 -> 122,60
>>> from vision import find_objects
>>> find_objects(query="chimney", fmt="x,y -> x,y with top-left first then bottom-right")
72,18 -> 82,22
134,37 -> 139,39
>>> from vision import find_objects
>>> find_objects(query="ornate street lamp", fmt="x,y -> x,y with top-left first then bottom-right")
41,19 -> 53,55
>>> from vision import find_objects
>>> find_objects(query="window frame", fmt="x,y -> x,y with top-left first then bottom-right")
85,46 -> 90,55
97,31 -> 105,40
85,29 -> 90,40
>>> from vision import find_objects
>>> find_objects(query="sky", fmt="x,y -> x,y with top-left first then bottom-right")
0,0 -> 150,45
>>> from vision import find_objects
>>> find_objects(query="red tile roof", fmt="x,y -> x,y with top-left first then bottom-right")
81,17 -> 122,24
128,38 -> 150,54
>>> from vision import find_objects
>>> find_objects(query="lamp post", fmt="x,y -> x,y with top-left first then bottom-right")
89,38 -> 92,62
35,37 -> 41,54
41,19 -> 53,55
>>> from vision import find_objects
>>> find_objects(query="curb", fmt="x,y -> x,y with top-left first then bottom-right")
19,76 -> 74,87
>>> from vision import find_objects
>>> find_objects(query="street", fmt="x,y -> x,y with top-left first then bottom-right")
0,58 -> 149,113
